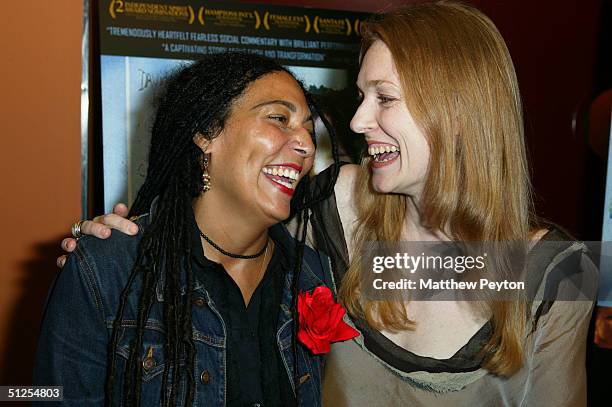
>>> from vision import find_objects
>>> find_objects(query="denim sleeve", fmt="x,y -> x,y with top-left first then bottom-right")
33,246 -> 108,406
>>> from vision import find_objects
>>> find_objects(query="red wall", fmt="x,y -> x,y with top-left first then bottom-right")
0,0 -> 82,385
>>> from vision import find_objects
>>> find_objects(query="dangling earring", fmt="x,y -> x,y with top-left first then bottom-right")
201,154 -> 211,193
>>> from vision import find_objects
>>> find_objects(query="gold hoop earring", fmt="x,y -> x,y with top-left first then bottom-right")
201,154 -> 211,193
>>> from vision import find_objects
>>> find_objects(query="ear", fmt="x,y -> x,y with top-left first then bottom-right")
193,132 -> 213,154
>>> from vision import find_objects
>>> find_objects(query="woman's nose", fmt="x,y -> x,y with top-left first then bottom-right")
350,100 -> 376,134
291,128 -> 315,158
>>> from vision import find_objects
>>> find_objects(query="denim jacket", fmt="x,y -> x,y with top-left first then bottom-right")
34,210 -> 333,406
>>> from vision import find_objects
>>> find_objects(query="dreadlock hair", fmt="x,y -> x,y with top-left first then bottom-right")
104,52 -> 342,407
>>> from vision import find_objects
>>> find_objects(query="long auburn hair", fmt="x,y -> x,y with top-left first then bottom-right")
338,1 -> 535,376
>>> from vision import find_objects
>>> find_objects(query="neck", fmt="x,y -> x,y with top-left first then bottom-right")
402,195 -> 448,241
193,194 -> 270,263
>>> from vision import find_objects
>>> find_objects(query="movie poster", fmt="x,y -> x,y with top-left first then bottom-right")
97,0 -> 368,211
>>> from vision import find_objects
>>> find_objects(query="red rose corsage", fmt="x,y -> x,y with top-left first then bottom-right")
297,286 -> 360,354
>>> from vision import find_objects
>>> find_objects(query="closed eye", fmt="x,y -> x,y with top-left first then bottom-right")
268,114 -> 288,124
377,95 -> 396,105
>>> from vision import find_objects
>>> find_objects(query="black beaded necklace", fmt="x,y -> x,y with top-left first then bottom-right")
199,231 -> 268,259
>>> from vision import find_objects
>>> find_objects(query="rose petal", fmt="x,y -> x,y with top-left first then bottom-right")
330,320 -> 360,342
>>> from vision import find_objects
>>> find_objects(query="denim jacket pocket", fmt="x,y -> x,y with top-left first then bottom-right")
297,346 -> 323,407
277,321 -> 323,407
112,319 -> 185,406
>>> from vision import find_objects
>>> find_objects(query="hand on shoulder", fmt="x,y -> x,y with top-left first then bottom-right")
57,203 -> 139,267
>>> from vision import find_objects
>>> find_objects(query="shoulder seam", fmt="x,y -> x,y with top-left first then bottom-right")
73,246 -> 107,327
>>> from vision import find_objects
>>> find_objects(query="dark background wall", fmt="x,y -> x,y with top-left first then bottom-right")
0,0 -> 607,399
476,0 -> 605,239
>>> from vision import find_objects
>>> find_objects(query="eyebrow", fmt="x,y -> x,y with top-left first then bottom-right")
251,99 -> 313,124
357,79 -> 400,90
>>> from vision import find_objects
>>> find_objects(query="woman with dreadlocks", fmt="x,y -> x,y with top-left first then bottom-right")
34,53 -> 349,406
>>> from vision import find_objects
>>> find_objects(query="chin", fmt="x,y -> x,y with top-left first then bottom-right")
257,185 -> 292,223
277,209 -> 291,222
371,175 -> 394,194
262,204 -> 291,224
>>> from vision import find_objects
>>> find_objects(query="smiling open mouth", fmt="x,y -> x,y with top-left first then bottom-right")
368,144 -> 400,164
262,164 -> 301,195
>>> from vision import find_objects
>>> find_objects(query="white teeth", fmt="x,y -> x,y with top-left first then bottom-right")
262,166 -> 300,184
271,178 -> 295,189
368,145 -> 400,157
